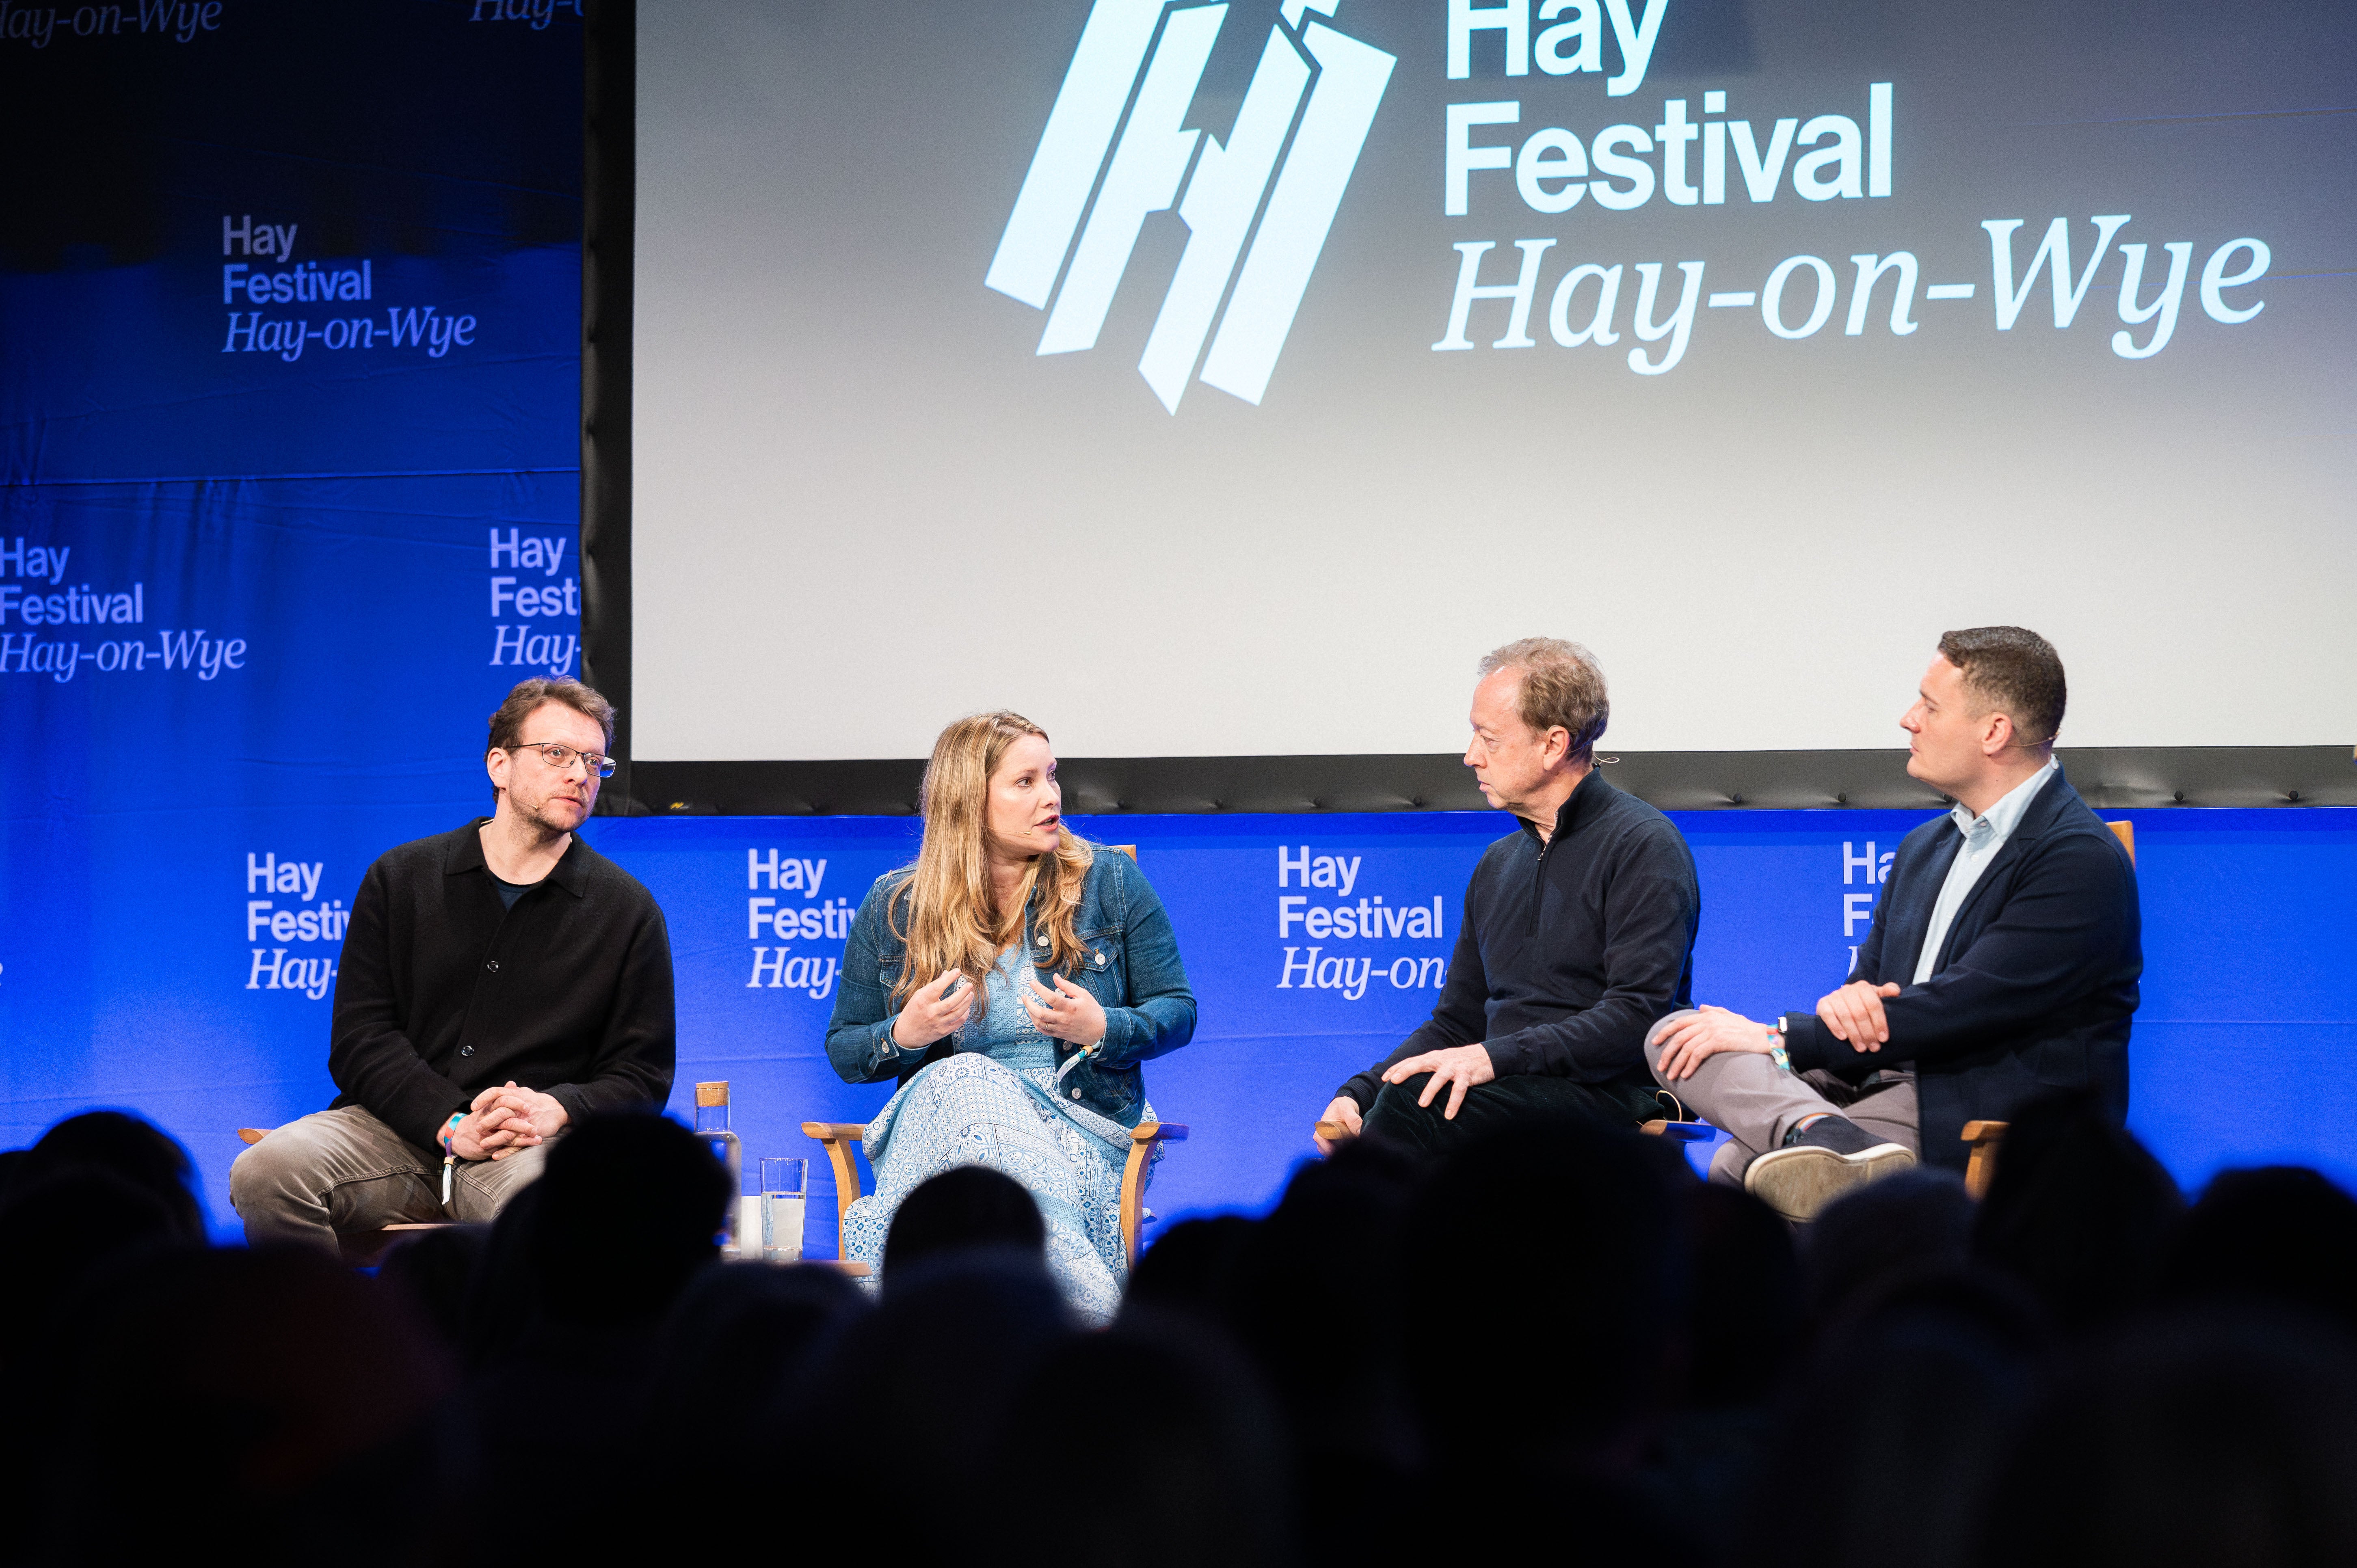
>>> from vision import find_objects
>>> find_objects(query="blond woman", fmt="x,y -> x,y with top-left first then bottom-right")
822,712 -> 1196,1318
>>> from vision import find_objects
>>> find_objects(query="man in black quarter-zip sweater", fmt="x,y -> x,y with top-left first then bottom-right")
1316,639 -> 1700,1156
231,678 -> 675,1252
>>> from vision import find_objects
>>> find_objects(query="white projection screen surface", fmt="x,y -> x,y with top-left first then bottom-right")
631,0 -> 2355,762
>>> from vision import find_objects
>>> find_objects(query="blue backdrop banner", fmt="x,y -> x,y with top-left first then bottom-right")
578,803 -> 2357,1256
1,0 -> 584,1236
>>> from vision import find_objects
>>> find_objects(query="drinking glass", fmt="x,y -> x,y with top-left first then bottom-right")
758,1156 -> 807,1263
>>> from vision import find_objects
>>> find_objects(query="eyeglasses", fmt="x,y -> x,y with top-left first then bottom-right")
512,741 -> 616,778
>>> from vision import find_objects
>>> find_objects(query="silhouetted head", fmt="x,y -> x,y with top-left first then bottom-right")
43,1246 -> 454,1563
530,1114 -> 731,1330
1806,1166 -> 1975,1325
1224,1137 -> 1419,1422
2159,1166 -> 2357,1337
1754,1268 -> 2052,1568
1974,1092 -> 2182,1334
649,1259 -> 869,1455
882,1163 -> 1045,1276
1125,1212 -> 1258,1324
1975,1310 -> 2357,1568
23,1110 -> 206,1241
1404,1120 -> 1686,1473
1684,1181 -> 1801,1408
0,1167 -> 192,1364
376,1224 -> 490,1358
988,1318 -> 1296,1568
463,1179 -> 547,1369
799,1250 -> 1072,1558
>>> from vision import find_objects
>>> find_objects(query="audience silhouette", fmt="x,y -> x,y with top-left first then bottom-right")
879,1161 -> 1047,1275
1,1099 -> 2351,1566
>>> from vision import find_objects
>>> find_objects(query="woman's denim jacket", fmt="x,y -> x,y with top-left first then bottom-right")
822,845 -> 1196,1127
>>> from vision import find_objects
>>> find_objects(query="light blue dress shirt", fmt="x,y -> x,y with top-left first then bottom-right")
1911,758 -> 2058,983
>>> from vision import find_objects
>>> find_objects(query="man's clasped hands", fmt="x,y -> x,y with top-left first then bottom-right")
447,1080 -> 570,1161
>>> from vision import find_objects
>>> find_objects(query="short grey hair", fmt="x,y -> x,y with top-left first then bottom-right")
1477,638 -> 1609,760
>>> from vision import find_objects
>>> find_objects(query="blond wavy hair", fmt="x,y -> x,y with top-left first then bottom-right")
889,711 -> 1096,1009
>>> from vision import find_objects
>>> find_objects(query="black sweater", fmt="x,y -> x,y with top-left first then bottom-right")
1338,773 -> 1699,1108
329,819 -> 677,1150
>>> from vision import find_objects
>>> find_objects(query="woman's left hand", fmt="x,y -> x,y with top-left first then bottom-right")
1023,973 -> 1107,1047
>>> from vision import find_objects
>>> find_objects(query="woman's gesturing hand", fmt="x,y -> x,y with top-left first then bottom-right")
1023,973 -> 1108,1047
892,969 -> 973,1050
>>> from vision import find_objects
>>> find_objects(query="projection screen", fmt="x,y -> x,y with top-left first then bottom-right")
630,0 -> 2355,764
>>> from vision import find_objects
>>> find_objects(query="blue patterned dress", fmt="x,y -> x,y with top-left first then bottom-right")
841,946 -> 1152,1323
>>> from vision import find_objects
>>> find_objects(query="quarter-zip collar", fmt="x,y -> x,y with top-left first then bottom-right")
1333,763 -> 1698,1105
1516,767 -> 1616,852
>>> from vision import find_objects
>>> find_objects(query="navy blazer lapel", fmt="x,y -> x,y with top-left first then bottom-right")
1932,770 -> 2079,972
1888,823 -> 1963,981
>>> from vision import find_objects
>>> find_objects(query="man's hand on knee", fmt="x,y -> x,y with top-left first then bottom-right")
1816,981 -> 1902,1051
1381,1043 -> 1495,1121
1313,1096 -> 1364,1155
1653,1005 -> 1776,1082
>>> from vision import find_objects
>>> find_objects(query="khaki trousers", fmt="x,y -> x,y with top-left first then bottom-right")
1643,1011 -> 1919,1186
228,1104 -> 550,1253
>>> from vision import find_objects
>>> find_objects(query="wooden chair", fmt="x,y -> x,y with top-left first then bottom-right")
802,1119 -> 1187,1270
234,1126 -> 452,1267
1957,819 -> 2136,1199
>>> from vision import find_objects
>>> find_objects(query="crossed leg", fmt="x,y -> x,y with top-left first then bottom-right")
1643,1019 -> 1918,1186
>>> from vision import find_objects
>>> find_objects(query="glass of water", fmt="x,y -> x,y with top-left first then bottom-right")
758,1156 -> 807,1263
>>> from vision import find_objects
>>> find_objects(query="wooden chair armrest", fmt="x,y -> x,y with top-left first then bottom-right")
802,1123 -> 871,1231
1640,1119 -> 1716,1143
1132,1121 -> 1187,1143
236,1128 -> 270,1145
1312,1118 -> 1356,1144
1961,1120 -> 2009,1201
801,1122 -> 868,1143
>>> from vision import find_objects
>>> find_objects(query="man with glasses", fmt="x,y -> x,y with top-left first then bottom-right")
231,678 -> 677,1251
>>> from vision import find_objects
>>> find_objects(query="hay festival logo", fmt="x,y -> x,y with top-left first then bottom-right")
988,0 -> 1396,413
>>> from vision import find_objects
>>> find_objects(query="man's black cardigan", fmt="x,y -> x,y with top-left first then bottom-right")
1337,771 -> 1700,1108
1780,768 -> 2141,1173
329,819 -> 677,1150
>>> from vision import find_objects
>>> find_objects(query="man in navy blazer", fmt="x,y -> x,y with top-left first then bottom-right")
1643,626 -> 2141,1220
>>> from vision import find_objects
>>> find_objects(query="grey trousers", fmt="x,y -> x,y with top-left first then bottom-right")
228,1104 -> 550,1253
1643,1013 -> 1918,1186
